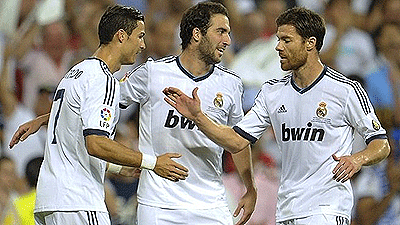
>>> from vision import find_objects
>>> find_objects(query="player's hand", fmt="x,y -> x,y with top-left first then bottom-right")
9,118 -> 43,149
153,153 -> 188,182
119,166 -> 141,178
233,188 -> 257,225
332,154 -> 362,182
162,87 -> 202,121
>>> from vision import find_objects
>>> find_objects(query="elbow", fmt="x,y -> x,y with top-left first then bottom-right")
228,139 -> 250,154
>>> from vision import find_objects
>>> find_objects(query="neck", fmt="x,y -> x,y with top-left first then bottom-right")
179,49 -> 213,77
292,58 -> 324,88
92,45 -> 121,73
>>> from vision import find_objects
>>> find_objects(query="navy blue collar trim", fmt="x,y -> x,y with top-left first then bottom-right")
176,56 -> 214,82
291,65 -> 327,94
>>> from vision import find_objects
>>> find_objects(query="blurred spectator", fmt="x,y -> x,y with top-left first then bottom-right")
0,41 -> 45,179
365,22 -> 400,131
353,147 -> 400,225
258,0 -> 288,39
229,0 -> 288,111
143,16 -> 180,60
0,156 -> 19,224
20,20 -> 76,111
321,0 -> 376,78
4,157 -> 43,225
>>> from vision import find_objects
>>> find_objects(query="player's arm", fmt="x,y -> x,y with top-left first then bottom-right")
9,113 -> 50,148
231,146 -> 257,225
163,87 -> 250,153
85,135 -> 189,182
332,138 -> 390,182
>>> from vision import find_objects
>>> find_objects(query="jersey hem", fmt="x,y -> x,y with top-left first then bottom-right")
34,206 -> 108,213
276,211 -> 350,222
137,198 -> 228,210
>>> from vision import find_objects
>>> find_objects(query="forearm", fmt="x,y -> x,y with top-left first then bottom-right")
231,145 -> 256,192
86,135 -> 142,168
194,112 -> 250,153
353,139 -> 390,166
37,113 -> 50,126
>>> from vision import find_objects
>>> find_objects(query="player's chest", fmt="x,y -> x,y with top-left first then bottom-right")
268,88 -> 345,128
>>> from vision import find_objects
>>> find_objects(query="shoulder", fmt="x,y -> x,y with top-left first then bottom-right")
324,67 -> 364,92
262,74 -> 291,88
214,64 -> 242,83
75,58 -> 112,78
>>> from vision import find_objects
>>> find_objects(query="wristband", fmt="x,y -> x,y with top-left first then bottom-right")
107,163 -> 122,174
141,154 -> 157,170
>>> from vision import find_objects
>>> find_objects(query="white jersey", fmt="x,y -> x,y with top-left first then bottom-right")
120,56 -> 244,209
233,66 -> 387,222
35,58 -> 120,213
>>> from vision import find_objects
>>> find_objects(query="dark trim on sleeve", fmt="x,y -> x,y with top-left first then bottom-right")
233,126 -> 257,144
119,103 -> 128,109
83,129 -> 110,138
366,134 -> 387,145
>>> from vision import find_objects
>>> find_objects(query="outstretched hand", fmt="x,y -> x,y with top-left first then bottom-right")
162,87 -> 201,121
9,119 -> 43,149
154,153 -> 189,182
332,154 -> 362,182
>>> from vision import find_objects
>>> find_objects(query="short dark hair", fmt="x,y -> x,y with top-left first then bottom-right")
25,157 -> 43,188
98,5 -> 144,45
180,1 -> 229,50
276,7 -> 326,52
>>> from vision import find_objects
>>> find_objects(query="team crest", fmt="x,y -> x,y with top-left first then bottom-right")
101,108 -> 112,121
213,92 -> 224,108
316,102 -> 327,118
372,120 -> 380,131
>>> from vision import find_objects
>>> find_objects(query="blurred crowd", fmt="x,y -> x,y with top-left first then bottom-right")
0,0 -> 399,224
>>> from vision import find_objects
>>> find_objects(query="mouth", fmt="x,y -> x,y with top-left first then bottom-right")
217,48 -> 225,55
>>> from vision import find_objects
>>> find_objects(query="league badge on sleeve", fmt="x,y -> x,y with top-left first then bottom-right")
101,108 -> 111,121
372,120 -> 380,131
100,108 -> 112,128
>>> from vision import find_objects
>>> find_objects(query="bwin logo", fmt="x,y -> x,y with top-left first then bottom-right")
281,122 -> 325,142
164,110 -> 196,129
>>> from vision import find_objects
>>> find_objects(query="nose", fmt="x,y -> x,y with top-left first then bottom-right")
223,34 -> 231,46
275,41 -> 282,52
141,39 -> 146,50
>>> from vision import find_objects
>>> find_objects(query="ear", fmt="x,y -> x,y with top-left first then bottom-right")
192,27 -> 201,42
306,37 -> 317,51
116,29 -> 126,43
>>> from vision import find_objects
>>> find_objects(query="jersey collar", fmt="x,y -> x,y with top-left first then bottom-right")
176,56 -> 215,82
87,57 -> 112,76
291,65 -> 327,94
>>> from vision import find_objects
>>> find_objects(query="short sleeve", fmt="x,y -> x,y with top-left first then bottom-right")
227,80 -> 244,126
234,87 -> 271,144
119,62 -> 149,108
81,74 -> 120,137
344,81 -> 387,144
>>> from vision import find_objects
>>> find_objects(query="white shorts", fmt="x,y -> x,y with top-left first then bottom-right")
34,211 -> 111,225
136,203 -> 234,225
277,214 -> 350,225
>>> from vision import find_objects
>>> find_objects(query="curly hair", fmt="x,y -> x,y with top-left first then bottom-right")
180,1 -> 228,50
98,5 -> 144,45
